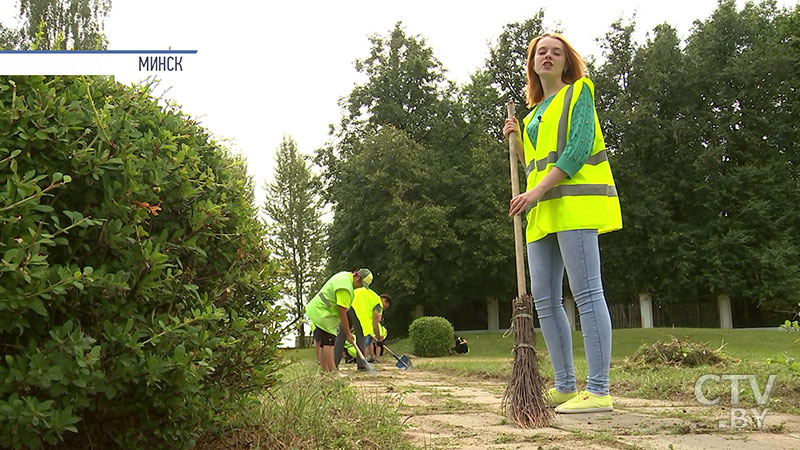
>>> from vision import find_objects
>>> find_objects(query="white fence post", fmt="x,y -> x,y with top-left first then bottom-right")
717,294 -> 733,329
639,292 -> 654,328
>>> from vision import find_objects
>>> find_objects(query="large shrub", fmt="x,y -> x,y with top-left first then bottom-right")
408,316 -> 454,357
0,76 -> 285,449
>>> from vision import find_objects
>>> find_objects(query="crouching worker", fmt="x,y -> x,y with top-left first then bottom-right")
306,268 -> 373,372
343,341 -> 358,364
367,323 -> 388,362
452,335 -> 469,354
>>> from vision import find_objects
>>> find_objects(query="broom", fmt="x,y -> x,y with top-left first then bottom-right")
501,101 -> 553,428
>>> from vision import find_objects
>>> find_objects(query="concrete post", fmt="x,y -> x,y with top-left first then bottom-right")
487,298 -> 500,331
717,294 -> 733,329
639,292 -> 654,328
564,295 -> 577,331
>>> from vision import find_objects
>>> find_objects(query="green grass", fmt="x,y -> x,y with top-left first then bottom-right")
379,327 -> 798,361
196,363 -> 416,450
286,328 -> 800,413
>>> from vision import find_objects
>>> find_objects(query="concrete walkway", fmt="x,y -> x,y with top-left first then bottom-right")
347,364 -> 800,449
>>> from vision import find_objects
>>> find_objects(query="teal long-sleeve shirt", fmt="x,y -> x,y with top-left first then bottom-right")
525,86 -> 595,178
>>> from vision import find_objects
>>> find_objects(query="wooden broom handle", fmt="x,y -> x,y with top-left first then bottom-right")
507,102 -> 527,297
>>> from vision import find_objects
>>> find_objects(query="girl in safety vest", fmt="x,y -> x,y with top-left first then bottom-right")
503,33 -> 622,414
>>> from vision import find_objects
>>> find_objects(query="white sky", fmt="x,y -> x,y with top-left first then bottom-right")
2,0 -> 795,205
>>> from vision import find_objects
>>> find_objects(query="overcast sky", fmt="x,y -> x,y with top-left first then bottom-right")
3,0 -> 795,204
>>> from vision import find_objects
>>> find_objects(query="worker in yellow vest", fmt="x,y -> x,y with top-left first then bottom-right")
305,268 -> 373,372
334,289 -> 390,370
503,33 -> 622,414
356,292 -> 391,362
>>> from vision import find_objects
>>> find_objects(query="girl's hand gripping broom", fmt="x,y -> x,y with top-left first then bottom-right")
501,102 -> 554,428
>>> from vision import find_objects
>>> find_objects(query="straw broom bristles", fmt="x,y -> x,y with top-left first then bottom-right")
502,294 -> 553,428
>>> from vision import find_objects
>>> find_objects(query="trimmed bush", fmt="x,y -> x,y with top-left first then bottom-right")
408,316 -> 454,357
0,76 -> 285,449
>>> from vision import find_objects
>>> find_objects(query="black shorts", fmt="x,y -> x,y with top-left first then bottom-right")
313,327 -> 336,347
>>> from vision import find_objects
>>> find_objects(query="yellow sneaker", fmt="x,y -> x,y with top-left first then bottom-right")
544,388 -> 577,406
554,390 -> 613,414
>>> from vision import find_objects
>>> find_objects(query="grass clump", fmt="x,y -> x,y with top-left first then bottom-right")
622,336 -> 733,368
195,363 -> 415,449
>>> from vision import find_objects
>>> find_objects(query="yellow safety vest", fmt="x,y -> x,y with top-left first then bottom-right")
305,272 -> 355,335
344,340 -> 357,358
521,77 -> 622,243
352,287 -> 382,337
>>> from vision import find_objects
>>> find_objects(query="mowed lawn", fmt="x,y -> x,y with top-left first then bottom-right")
284,327 -> 800,413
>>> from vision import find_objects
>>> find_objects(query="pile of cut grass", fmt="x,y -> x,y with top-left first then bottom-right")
621,335 -> 734,368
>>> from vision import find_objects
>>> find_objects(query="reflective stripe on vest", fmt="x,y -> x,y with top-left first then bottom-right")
311,271 -> 354,310
319,292 -> 331,307
540,184 -> 618,202
521,77 -> 622,243
527,149 -> 609,178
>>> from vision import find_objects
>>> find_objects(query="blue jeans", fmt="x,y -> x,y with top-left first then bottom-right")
527,229 -> 612,396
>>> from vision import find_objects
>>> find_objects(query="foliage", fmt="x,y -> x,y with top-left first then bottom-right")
467,12 -> 545,139
409,316 -> 454,357
17,0 -> 111,50
345,21 -> 449,144
264,136 -> 326,347
0,76 -> 284,449
682,0 -> 800,308
768,302 -> 800,375
318,22 -> 520,333
596,1 -> 800,311
0,23 -> 21,50
594,18 -> 700,304
195,363 -> 414,450
328,126 -> 456,302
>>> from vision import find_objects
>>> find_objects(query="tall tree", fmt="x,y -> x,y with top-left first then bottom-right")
684,0 -> 800,313
15,0 -> 111,50
466,12 -> 546,139
344,21 -> 449,145
264,136 -> 326,346
592,18 -> 637,153
320,22 -> 512,331
594,19 -> 703,306
0,24 -> 20,49
596,0 -> 800,322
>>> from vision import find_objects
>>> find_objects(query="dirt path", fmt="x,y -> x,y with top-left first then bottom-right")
345,360 -> 800,449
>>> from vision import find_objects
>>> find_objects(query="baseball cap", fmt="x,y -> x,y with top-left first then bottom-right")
357,268 -> 373,288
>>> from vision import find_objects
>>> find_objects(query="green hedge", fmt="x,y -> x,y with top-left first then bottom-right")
408,316 -> 454,357
0,76 -> 285,449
